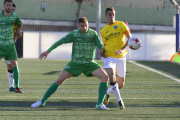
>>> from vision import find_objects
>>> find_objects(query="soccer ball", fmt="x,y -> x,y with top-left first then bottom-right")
128,36 -> 141,50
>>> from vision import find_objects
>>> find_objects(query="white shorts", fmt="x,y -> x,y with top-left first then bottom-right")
5,60 -> 11,64
102,57 -> 126,77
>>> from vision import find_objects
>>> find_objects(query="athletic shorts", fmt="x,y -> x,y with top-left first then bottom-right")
0,44 -> 18,60
102,57 -> 126,77
63,61 -> 101,77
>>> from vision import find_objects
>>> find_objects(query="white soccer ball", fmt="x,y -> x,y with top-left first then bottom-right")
128,36 -> 141,50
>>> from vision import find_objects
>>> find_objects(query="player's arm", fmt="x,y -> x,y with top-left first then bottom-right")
99,31 -> 107,58
39,33 -> 74,59
14,14 -> 23,38
16,24 -> 23,37
115,22 -> 131,55
94,31 -> 107,58
39,39 -> 64,59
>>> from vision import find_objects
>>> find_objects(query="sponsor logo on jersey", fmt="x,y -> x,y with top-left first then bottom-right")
106,30 -> 109,33
12,21 -> 14,24
105,32 -> 120,41
114,25 -> 118,30
90,38 -> 93,41
77,39 -> 82,41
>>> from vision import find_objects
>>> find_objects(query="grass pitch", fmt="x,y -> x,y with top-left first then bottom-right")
0,59 -> 180,120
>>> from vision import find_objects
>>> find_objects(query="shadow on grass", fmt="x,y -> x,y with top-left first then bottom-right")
0,100 -> 180,109
43,71 -> 61,75
136,61 -> 180,78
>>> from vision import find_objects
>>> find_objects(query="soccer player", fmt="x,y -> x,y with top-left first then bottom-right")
31,17 -> 109,110
0,0 -> 23,93
100,7 -> 132,110
5,2 -> 22,92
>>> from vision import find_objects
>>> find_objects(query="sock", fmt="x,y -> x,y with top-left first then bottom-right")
97,82 -> 108,105
111,83 -> 122,102
106,87 -> 113,95
41,82 -> 60,104
12,67 -> 20,88
8,70 -> 14,88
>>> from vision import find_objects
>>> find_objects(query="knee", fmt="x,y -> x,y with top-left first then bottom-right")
101,74 -> 109,83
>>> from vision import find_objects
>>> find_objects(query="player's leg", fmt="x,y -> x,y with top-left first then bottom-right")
105,67 -> 123,106
6,61 -> 15,91
5,44 -> 22,93
31,71 -> 73,108
91,67 -> 109,110
115,57 -> 126,110
103,57 -> 122,106
10,60 -> 23,93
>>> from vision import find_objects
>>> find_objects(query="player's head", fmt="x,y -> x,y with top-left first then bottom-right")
78,17 -> 89,33
105,7 -> 115,24
12,3 -> 16,12
3,0 -> 13,13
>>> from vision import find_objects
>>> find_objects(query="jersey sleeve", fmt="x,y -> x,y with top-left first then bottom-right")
15,14 -> 22,26
121,22 -> 130,36
47,32 -> 74,52
100,30 -> 106,45
94,31 -> 103,50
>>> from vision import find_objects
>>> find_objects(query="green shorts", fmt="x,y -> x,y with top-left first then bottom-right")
0,44 -> 18,60
63,61 -> 101,77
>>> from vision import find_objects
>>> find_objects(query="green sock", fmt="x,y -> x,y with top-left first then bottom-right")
12,66 -> 20,88
97,82 -> 108,105
41,82 -> 60,104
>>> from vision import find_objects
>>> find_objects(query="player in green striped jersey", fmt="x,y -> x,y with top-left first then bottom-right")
31,17 -> 110,110
0,0 -> 23,93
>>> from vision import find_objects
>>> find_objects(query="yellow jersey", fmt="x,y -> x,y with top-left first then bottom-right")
13,24 -> 18,36
100,21 -> 130,58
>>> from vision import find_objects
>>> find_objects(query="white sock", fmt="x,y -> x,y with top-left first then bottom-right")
111,83 -> 122,102
106,87 -> 113,95
8,72 -> 14,88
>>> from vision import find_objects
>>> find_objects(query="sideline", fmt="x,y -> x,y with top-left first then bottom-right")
129,61 -> 180,83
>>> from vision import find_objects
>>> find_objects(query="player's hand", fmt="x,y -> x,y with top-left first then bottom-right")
115,49 -> 124,55
99,48 -> 107,59
39,51 -> 50,59
101,54 -> 107,58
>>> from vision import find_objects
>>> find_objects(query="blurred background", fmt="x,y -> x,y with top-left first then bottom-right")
1,0 -> 179,61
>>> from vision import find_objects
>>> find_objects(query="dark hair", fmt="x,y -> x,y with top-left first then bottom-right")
4,0 -> 13,5
13,3 -> 16,7
78,17 -> 88,23
105,7 -> 115,14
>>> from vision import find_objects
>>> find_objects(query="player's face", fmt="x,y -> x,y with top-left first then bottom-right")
105,10 -> 115,24
3,2 -> 13,13
12,7 -> 16,12
78,22 -> 89,33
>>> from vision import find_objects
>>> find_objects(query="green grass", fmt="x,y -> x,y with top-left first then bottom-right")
0,59 -> 180,120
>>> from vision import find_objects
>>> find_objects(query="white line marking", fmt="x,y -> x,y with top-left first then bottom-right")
129,61 -> 180,82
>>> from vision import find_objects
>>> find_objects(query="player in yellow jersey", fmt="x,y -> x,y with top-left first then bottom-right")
5,3 -> 22,92
100,7 -> 132,110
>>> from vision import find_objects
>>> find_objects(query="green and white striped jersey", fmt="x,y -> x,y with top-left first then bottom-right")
48,28 -> 103,64
0,11 -> 22,46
